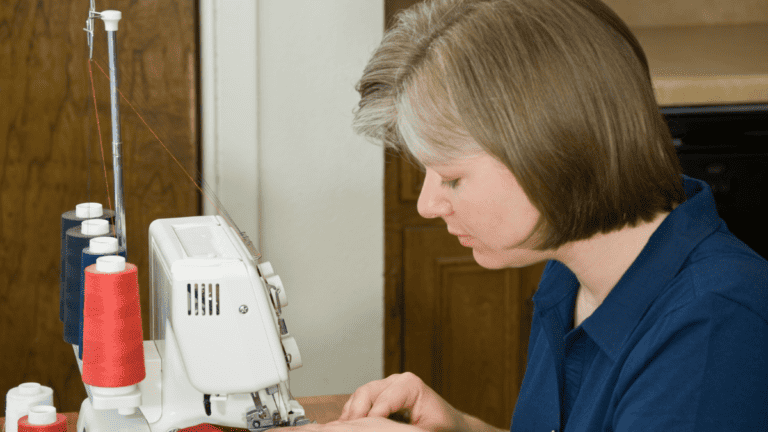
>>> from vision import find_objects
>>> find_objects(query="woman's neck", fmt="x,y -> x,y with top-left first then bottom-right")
555,210 -> 673,325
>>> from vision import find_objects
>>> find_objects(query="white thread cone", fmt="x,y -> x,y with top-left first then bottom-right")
4,383 -> 54,432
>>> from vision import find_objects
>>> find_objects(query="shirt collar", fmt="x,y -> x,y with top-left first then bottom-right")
533,175 -> 723,361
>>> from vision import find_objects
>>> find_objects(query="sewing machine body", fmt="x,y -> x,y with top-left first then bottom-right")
75,215 -> 307,432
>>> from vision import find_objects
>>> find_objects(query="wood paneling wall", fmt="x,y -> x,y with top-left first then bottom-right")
0,0 -> 199,413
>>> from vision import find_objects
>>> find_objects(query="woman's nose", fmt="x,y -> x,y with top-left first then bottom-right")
417,170 -> 452,219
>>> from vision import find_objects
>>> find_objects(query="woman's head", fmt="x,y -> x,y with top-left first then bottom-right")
353,0 -> 686,250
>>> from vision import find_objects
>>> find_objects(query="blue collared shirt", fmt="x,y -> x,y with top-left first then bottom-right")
511,176 -> 768,431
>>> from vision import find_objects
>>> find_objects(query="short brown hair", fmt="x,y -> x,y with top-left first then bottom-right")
353,0 -> 686,250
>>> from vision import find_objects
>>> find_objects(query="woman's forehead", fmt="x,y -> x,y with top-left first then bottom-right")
417,150 -> 488,169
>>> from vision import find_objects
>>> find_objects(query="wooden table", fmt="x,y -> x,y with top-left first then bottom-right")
2,395 -> 349,432
295,395 -> 349,424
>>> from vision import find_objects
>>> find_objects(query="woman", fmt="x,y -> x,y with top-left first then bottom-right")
287,0 -> 768,430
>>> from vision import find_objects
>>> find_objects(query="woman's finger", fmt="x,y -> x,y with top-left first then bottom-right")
340,378 -> 390,419
366,380 -> 419,419
339,374 -> 415,420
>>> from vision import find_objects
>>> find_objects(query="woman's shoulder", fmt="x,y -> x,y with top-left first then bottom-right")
682,229 -> 767,286
669,229 -> 768,322
624,241 -> 767,374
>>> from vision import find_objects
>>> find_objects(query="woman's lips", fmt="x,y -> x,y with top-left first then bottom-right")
449,230 -> 472,245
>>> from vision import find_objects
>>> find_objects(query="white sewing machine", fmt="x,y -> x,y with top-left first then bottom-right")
71,5 -> 309,431
73,215 -> 310,432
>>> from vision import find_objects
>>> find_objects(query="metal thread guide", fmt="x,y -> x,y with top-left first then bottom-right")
84,0 -> 127,257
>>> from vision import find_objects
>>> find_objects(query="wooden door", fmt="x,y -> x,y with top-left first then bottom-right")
0,0 -> 199,413
383,1 -> 546,429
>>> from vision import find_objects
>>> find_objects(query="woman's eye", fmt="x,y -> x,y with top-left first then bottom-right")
441,178 -> 460,189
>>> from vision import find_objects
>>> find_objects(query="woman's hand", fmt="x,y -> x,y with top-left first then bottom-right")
337,372 -> 472,432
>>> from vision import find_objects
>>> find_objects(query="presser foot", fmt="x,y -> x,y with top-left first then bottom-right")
245,410 -> 313,431
247,388 -> 313,431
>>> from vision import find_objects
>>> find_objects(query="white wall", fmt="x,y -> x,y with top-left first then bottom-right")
201,1 -> 385,397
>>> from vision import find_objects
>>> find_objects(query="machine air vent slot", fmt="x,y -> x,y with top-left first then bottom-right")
187,283 -> 220,316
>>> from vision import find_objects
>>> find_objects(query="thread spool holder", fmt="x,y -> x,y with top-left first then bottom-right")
85,0 -> 127,258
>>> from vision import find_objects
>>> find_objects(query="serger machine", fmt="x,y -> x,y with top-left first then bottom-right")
61,3 -> 312,432
71,215 -> 311,432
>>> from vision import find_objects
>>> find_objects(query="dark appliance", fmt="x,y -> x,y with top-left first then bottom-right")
662,104 -> 768,259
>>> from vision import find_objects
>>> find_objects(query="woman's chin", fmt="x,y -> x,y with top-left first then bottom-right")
472,247 -> 546,269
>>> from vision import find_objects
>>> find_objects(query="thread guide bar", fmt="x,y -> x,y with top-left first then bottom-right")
84,0 -> 127,256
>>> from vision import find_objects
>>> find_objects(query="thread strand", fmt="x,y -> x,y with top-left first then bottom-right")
92,60 -> 223,216
90,59 -> 259,259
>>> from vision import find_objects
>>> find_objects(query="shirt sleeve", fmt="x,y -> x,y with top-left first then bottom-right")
612,293 -> 768,431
